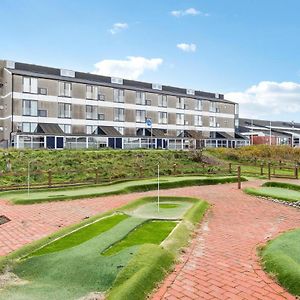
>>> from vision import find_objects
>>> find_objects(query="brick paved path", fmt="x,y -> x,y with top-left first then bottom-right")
152,181 -> 300,300
0,180 -> 299,299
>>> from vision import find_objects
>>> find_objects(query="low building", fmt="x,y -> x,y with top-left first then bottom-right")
0,60 -> 249,149
239,118 -> 300,146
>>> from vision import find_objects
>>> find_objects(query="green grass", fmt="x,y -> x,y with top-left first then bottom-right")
244,186 -> 300,202
159,203 -> 180,209
102,220 -> 177,256
260,228 -> 300,296
0,175 -> 242,204
263,181 -> 300,191
30,214 -> 128,257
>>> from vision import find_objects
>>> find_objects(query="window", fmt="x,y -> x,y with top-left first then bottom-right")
38,109 -> 47,117
177,130 -> 184,137
86,125 -> 98,134
114,108 -> 124,121
59,124 -> 72,134
86,105 -> 98,120
158,112 -> 167,124
235,118 -> 239,127
38,88 -> 48,95
176,113 -> 184,125
195,100 -> 202,111
209,101 -> 216,112
176,97 -> 184,109
235,104 -> 239,115
23,77 -> 37,93
209,116 -> 216,127
114,89 -> 124,103
136,110 -> 146,123
86,85 -> 99,100
158,95 -> 167,107
115,127 -> 124,135
136,91 -> 146,105
58,103 -> 72,118
22,122 -> 37,133
23,100 -> 38,116
194,115 -> 202,126
59,82 -> 72,97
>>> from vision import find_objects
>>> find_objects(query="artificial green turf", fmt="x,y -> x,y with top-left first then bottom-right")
0,217 -> 145,300
261,228 -> 300,296
159,203 -> 179,209
102,220 -> 177,256
244,187 -> 300,202
0,175 -> 241,204
30,214 -> 128,257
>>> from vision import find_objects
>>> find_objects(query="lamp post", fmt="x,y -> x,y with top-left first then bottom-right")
157,164 -> 160,213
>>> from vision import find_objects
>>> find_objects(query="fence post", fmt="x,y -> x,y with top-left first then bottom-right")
95,168 -> 99,184
229,163 -> 232,174
279,160 -> 282,170
47,170 -> 52,187
173,163 -> 177,175
260,163 -> 264,176
268,163 -> 271,180
295,165 -> 299,179
237,166 -> 241,189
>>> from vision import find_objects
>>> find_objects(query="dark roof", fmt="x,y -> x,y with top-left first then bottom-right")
240,118 -> 300,129
144,128 -> 167,138
216,132 -> 234,139
6,61 -> 234,103
97,126 -> 122,137
184,130 -> 203,139
36,123 -> 64,134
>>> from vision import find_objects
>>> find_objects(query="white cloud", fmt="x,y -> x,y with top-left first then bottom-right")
177,43 -> 197,52
93,56 -> 163,80
109,22 -> 128,35
226,81 -> 300,119
171,8 -> 209,17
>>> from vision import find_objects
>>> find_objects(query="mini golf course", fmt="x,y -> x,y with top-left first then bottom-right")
260,228 -> 300,296
244,181 -> 300,203
0,196 -> 208,300
0,175 -> 243,204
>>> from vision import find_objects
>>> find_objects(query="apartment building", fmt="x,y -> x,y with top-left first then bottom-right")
0,60 -> 248,149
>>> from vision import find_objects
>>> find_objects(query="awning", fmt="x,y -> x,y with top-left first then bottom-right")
97,126 -> 122,137
184,130 -> 203,139
216,132 -> 234,139
145,128 -> 167,138
36,123 -> 64,134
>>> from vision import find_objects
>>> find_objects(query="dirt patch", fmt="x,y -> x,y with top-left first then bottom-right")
78,292 -> 105,300
0,269 -> 28,289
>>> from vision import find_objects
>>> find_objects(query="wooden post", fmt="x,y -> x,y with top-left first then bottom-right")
173,163 -> 177,175
229,163 -> 232,174
47,170 -> 52,187
279,160 -> 282,170
95,168 -> 99,184
295,165 -> 299,179
260,163 -> 264,176
237,166 -> 241,189
268,163 -> 271,180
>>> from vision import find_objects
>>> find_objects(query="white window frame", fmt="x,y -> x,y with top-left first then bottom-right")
58,103 -> 72,118
22,122 -> 37,133
23,77 -> 37,94
209,116 -> 216,127
114,89 -> 124,103
114,108 -> 125,121
158,95 -> 167,107
158,112 -> 168,124
23,99 -> 38,116
59,81 -> 72,97
59,124 -> 72,134
176,113 -> 184,125
136,110 -> 146,123
195,100 -> 202,111
86,105 -> 98,120
136,91 -> 146,105
194,115 -> 203,127
176,97 -> 185,109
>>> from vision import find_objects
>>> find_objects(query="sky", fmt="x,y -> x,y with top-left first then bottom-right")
1,0 -> 300,121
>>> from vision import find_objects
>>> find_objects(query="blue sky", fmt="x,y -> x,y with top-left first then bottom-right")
1,0 -> 300,121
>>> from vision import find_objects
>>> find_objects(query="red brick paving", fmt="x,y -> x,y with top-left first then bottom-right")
0,180 -> 299,299
152,181 -> 300,300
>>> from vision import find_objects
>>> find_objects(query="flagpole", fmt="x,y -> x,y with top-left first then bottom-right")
157,164 -> 160,212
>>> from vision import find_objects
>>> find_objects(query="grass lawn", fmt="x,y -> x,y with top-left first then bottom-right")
260,228 -> 300,296
244,186 -> 300,202
0,175 -> 240,204
0,196 -> 209,300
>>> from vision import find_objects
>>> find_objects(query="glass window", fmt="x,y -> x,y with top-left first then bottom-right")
176,113 -> 184,125
86,85 -> 99,100
136,91 -> 146,105
158,95 -> 167,107
86,125 -> 98,134
86,105 -> 98,120
22,100 -> 38,116
194,115 -> 202,126
59,82 -> 72,97
176,97 -> 184,109
23,77 -> 37,93
115,127 -> 124,135
114,89 -> 124,103
209,101 -> 216,112
158,112 -> 167,124
114,108 -> 124,121
196,100 -> 202,111
136,110 -> 146,122
209,116 -> 216,127
22,122 -> 37,133
58,103 -> 72,118
59,124 -> 72,134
